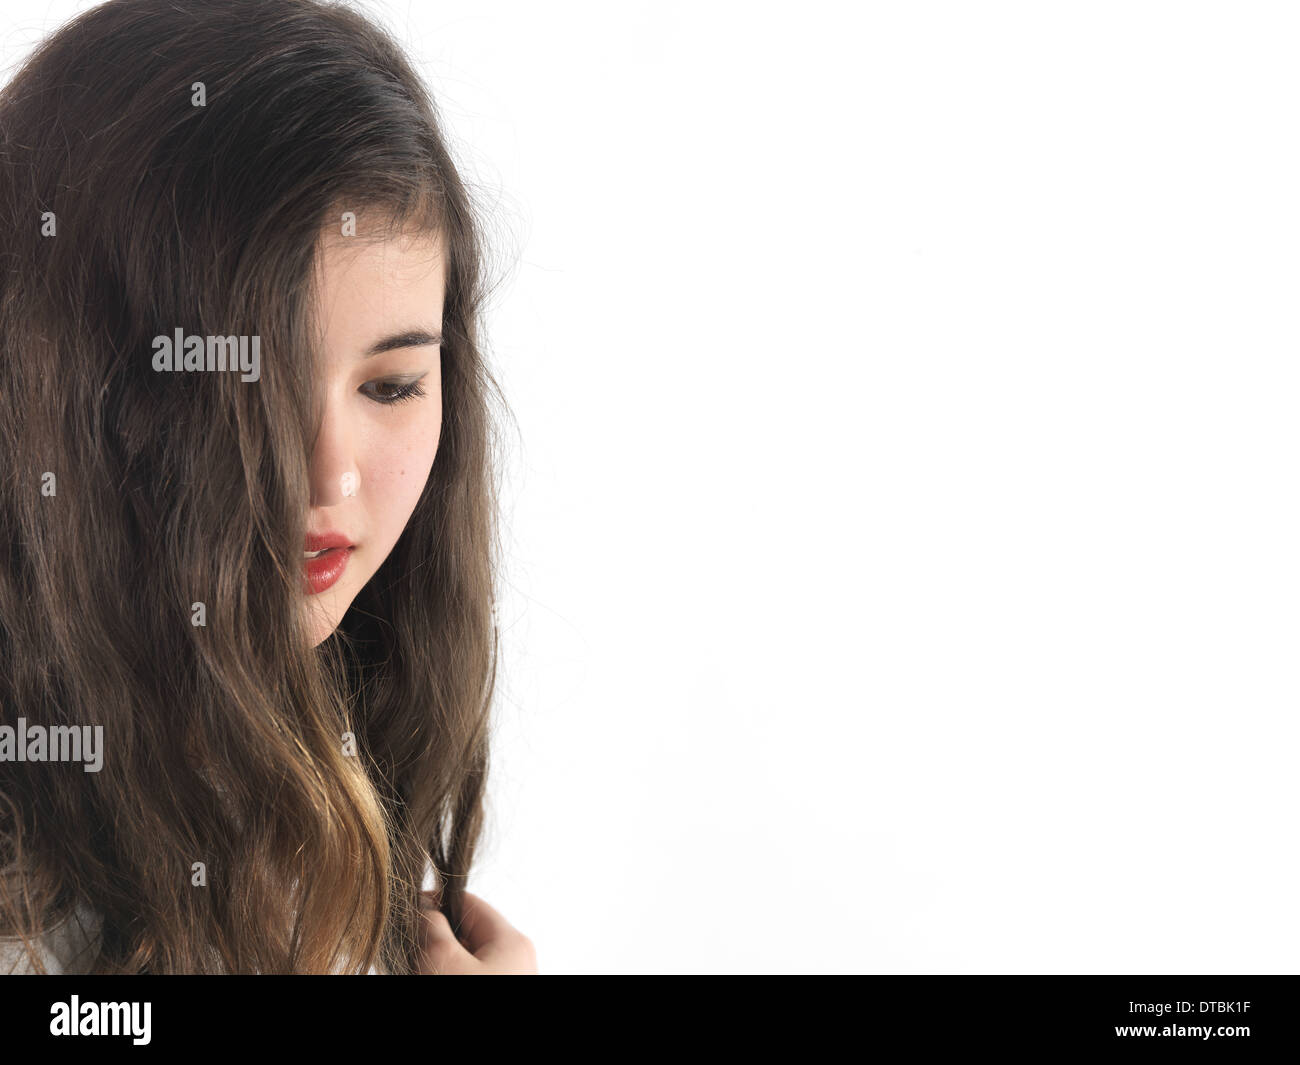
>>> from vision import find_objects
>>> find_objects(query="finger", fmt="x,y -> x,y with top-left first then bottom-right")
418,906 -> 460,952
418,906 -> 482,974
454,890 -> 515,956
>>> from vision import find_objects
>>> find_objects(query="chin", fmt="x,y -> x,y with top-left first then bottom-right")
304,596 -> 346,648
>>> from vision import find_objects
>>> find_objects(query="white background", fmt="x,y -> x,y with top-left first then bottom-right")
5,1 -> 1299,974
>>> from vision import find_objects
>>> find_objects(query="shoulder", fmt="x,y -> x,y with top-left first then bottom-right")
0,901 -> 102,975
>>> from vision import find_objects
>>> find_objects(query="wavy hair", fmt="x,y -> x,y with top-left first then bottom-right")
0,0 -> 506,973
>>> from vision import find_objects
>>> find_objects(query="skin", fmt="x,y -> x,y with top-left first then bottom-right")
302,225 -> 445,649
418,890 -> 538,975
303,224 -> 536,974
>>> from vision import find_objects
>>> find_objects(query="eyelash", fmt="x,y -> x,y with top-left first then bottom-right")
362,379 -> 427,406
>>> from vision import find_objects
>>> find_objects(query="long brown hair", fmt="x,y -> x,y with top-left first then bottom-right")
0,0 -> 507,973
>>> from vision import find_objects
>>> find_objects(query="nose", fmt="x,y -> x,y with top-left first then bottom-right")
308,396 -> 361,508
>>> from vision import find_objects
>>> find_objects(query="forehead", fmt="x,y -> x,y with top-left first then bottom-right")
317,225 -> 445,279
311,228 -> 447,343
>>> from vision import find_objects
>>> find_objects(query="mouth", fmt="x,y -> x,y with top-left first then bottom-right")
304,532 -> 355,554
302,541 -> 355,595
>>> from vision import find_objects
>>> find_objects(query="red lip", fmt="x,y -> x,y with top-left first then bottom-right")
305,531 -> 354,553
303,531 -> 356,595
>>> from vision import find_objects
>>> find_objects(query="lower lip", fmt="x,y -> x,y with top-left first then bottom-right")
303,547 -> 353,595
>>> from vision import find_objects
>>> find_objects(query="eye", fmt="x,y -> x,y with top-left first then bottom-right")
360,377 -> 428,406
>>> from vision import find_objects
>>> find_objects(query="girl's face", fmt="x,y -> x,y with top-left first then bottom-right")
301,227 -> 446,647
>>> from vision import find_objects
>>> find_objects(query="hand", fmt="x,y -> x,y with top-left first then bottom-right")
418,889 -> 538,974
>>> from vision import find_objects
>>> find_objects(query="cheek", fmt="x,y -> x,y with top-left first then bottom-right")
359,414 -> 441,548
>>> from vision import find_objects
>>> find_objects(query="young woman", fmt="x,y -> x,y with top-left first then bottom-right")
0,0 -> 535,974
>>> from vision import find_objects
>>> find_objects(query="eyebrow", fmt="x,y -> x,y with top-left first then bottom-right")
363,329 -> 443,358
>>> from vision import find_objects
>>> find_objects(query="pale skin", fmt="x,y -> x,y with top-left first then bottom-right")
305,224 -> 536,974
419,890 -> 538,975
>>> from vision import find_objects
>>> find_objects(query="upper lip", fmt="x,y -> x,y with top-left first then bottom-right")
304,530 -> 355,552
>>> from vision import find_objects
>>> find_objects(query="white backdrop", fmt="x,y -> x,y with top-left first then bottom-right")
5,0 -> 1298,974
